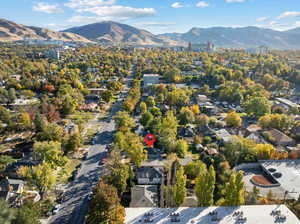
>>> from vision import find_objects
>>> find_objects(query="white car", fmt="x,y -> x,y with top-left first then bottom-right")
53,204 -> 61,214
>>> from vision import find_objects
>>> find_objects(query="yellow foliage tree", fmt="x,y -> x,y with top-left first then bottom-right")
255,144 -> 275,159
225,111 -> 242,127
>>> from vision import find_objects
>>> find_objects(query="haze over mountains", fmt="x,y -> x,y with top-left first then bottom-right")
1,18 -> 300,49
160,26 -> 300,49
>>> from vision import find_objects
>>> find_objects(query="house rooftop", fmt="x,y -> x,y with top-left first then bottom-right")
265,129 -> 294,144
259,159 -> 300,200
215,129 -> 232,142
130,185 -> 158,208
125,205 -> 299,224
276,98 -> 299,108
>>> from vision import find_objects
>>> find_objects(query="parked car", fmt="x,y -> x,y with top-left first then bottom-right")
83,153 -> 88,160
53,204 -> 61,214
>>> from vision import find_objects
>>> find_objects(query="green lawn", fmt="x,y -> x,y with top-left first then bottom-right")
56,159 -> 81,184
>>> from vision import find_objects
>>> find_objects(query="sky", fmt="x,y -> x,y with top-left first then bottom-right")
2,0 -> 300,34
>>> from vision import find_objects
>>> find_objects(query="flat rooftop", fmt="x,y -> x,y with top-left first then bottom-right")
125,205 -> 299,224
260,160 -> 300,200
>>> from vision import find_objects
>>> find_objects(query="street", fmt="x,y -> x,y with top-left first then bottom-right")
48,78 -> 131,224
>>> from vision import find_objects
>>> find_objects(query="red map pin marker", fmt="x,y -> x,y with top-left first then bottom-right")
145,133 -> 156,147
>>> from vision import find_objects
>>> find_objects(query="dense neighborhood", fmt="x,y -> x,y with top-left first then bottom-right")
0,42 -> 300,224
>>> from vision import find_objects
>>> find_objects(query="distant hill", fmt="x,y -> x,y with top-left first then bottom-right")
159,26 -> 300,49
0,18 -> 91,43
62,21 -> 181,46
285,27 -> 300,34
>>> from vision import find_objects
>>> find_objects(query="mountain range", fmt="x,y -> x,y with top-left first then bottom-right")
1,18 -> 300,49
62,21 -> 181,46
0,19 -> 91,43
159,26 -> 300,49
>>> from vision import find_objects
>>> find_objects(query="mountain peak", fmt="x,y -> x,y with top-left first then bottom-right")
63,21 -> 181,46
0,18 -> 91,43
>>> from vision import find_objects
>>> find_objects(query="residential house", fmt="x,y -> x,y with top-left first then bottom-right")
130,185 -> 159,207
0,178 -> 24,203
263,129 -> 296,147
197,94 -> 209,104
201,102 -> 219,116
136,166 -> 164,185
273,98 -> 299,112
143,74 -> 161,89
246,132 -> 268,144
215,129 -> 232,143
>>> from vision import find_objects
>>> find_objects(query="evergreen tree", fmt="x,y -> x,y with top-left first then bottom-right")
34,112 -> 46,132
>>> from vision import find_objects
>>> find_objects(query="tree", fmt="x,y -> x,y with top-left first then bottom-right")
175,139 -> 189,158
33,141 -> 67,168
196,114 -> 209,128
195,165 -> 216,206
14,202 -> 41,224
220,171 -> 245,206
126,133 -> 147,167
178,107 -> 195,125
184,160 -> 207,180
255,144 -> 275,159
61,94 -> 77,116
34,112 -> 46,132
259,114 -> 292,132
246,186 -> 260,205
65,132 -> 82,153
245,96 -> 271,118
18,163 -> 56,199
105,164 -> 130,196
224,136 -> 257,166
140,111 -> 153,128
225,111 -> 242,127
173,166 -> 187,206
140,101 -> 147,114
0,199 -> 15,224
114,131 -> 147,167
8,88 -> 16,104
19,112 -> 32,130
146,96 -> 156,107
0,155 -> 15,174
86,181 -> 125,224
0,106 -> 11,123
164,68 -> 181,82
114,111 -> 135,132
190,105 -> 200,115
159,111 -> 178,152
101,90 -> 114,103
35,123 -> 64,142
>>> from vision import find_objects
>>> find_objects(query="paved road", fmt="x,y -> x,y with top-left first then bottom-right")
49,78 -> 131,224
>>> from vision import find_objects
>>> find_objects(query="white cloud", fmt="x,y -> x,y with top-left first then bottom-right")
171,2 -> 184,8
225,0 -> 246,3
135,21 -> 176,27
256,17 -> 268,22
33,2 -> 63,14
278,11 -> 300,19
196,1 -> 209,8
294,21 -> 300,27
65,0 -> 116,9
69,6 -> 156,22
